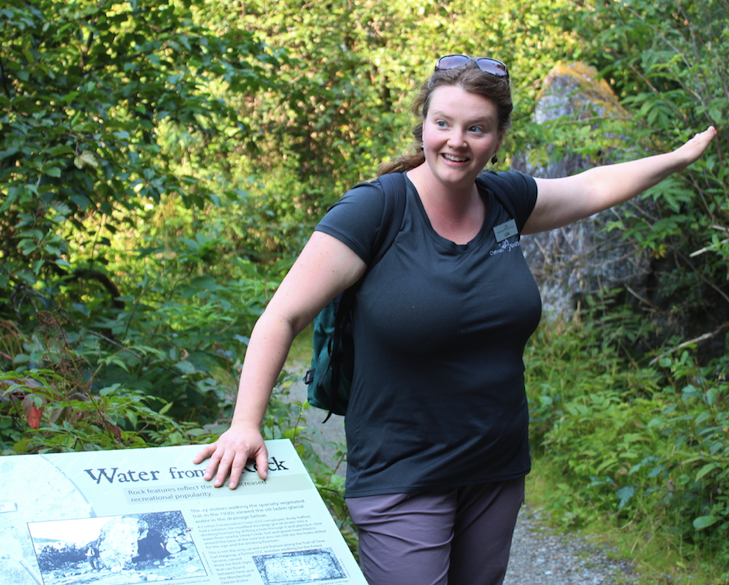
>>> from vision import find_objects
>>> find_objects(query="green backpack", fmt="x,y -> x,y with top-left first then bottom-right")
303,172 -> 407,420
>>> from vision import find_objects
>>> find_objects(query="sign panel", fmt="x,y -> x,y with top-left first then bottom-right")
0,440 -> 365,585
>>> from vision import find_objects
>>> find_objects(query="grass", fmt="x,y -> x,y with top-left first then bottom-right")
525,456 -> 725,585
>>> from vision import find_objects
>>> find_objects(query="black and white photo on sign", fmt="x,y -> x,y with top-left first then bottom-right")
28,510 -> 206,585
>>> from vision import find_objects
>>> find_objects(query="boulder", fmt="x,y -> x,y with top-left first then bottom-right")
513,63 -> 651,318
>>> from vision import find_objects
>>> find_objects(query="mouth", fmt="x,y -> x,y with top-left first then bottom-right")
442,153 -> 469,163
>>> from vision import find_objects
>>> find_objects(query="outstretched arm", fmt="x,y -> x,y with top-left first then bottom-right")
523,126 -> 717,235
193,231 -> 366,488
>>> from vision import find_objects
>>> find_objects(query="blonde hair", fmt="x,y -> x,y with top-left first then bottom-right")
378,61 -> 512,176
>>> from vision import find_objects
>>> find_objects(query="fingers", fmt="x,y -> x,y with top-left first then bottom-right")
694,126 -> 716,143
211,445 -> 233,488
222,442 -> 269,488
197,443 -> 229,486
255,448 -> 269,481
192,429 -> 269,489
226,449 -> 250,489
192,442 -> 216,465
675,126 -> 716,169
686,126 -> 715,150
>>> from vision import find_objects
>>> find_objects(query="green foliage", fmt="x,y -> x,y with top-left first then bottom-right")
235,0 -> 581,216
0,0 -> 289,454
526,312 -> 729,576
651,353 -> 729,547
0,364 -> 205,455
0,0 -> 281,304
539,0 -> 729,326
0,210 -> 290,450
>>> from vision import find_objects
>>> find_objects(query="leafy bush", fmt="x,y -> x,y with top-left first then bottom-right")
558,0 -> 729,333
526,311 -> 729,576
0,0 -> 282,302
0,222 -> 291,448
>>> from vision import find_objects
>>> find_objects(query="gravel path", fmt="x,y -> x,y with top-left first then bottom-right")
505,507 -> 637,585
280,365 -> 348,474
281,368 -> 639,584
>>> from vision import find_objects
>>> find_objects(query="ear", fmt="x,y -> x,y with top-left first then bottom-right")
494,129 -> 506,155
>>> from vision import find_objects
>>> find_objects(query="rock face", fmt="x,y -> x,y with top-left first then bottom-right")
513,63 -> 650,319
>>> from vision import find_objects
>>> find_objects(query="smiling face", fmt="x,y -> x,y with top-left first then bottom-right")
421,84 -> 505,189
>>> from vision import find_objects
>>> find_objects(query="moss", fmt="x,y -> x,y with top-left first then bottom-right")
539,62 -> 631,120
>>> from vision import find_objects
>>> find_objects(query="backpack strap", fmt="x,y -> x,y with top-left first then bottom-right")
309,172 -> 407,421
334,171 -> 406,323
355,171 -> 407,271
343,172 -> 407,288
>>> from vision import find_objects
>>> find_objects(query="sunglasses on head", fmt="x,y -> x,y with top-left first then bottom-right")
435,54 -> 509,79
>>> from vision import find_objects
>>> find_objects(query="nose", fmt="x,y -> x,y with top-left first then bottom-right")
447,128 -> 467,148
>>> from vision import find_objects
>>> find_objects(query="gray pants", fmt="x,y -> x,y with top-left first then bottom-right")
347,477 -> 525,585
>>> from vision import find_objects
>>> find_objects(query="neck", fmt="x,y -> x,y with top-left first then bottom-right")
407,166 -> 485,244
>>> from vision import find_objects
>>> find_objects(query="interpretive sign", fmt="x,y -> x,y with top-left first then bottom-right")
0,440 -> 366,585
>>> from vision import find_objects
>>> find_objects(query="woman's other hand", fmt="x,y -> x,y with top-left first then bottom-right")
672,126 -> 717,171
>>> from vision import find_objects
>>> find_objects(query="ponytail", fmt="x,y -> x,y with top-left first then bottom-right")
378,151 -> 424,176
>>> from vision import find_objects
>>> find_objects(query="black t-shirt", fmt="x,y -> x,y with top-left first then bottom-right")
316,171 -> 541,497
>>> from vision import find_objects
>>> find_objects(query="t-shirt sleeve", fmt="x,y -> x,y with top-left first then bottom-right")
314,182 -> 387,265
479,171 -> 538,232
505,172 -> 538,229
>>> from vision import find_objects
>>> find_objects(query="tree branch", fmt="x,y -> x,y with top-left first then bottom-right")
79,30 -> 95,75
0,54 -> 11,98
674,248 -> 729,305
649,323 -> 729,365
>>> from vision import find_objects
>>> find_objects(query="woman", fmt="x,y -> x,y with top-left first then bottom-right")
195,55 -> 716,584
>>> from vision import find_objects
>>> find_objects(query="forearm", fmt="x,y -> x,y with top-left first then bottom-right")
525,126 -> 716,234
193,231 -> 366,487
229,308 -> 299,430
580,149 -> 686,210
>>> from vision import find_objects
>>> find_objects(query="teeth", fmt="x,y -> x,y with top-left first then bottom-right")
444,154 -> 468,162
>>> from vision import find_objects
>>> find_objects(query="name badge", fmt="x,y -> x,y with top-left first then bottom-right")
493,219 -> 518,242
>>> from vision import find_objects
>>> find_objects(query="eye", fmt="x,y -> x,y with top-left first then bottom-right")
469,125 -> 484,133
436,119 -> 448,128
